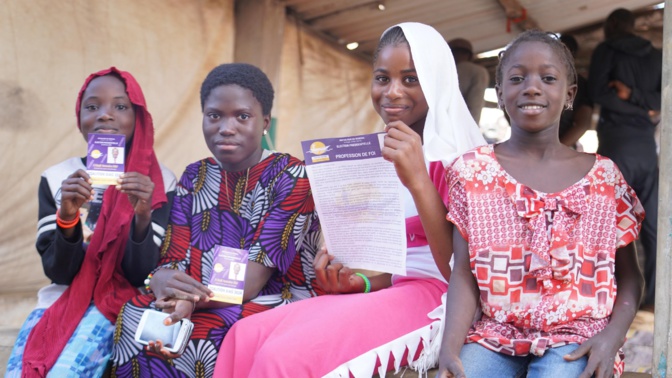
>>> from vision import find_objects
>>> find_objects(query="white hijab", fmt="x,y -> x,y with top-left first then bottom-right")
383,22 -> 486,167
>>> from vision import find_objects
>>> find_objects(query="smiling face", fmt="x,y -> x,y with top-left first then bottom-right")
497,41 -> 576,134
371,43 -> 428,137
202,84 -> 270,171
79,75 -> 135,143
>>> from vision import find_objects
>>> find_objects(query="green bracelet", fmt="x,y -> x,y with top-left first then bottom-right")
354,273 -> 371,293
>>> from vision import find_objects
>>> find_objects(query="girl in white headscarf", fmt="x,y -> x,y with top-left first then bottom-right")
213,22 -> 485,377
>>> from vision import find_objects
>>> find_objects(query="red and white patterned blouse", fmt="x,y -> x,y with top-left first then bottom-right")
446,145 -> 644,375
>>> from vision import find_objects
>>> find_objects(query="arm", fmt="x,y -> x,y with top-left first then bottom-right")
588,44 -> 649,118
120,190 -> 175,286
150,167 -> 213,305
564,243 -> 642,378
437,228 -> 480,378
628,48 -> 662,111
383,120 -> 454,281
37,171 -> 93,284
312,248 -> 392,294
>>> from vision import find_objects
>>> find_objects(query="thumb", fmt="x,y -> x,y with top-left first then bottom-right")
564,342 -> 590,361
164,311 -> 184,326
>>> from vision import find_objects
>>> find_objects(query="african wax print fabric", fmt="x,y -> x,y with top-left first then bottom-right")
111,153 -> 321,377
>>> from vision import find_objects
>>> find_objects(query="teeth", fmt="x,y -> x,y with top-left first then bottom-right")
521,105 -> 544,110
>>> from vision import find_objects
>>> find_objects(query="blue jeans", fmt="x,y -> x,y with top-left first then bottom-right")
459,342 -> 588,378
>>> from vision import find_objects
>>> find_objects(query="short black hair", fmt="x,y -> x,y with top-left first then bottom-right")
605,8 -> 635,39
200,63 -> 274,115
373,26 -> 408,63
495,30 -> 577,89
559,34 -> 578,57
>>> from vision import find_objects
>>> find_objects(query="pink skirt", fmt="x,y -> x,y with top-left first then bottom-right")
214,277 -> 447,377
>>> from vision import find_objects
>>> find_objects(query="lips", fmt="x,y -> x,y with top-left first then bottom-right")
94,126 -> 118,133
214,140 -> 239,151
381,104 -> 409,116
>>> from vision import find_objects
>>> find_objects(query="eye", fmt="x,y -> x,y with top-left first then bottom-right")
374,75 -> 389,83
403,76 -> 419,84
207,113 -> 220,120
115,104 -> 129,111
542,75 -> 557,83
509,75 -> 524,83
239,113 -> 250,120
84,104 -> 98,111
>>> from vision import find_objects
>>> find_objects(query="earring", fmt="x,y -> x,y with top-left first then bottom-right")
565,103 -> 573,111
263,130 -> 268,136
498,103 -> 505,110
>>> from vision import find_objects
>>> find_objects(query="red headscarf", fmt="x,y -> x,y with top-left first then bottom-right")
23,67 -> 167,377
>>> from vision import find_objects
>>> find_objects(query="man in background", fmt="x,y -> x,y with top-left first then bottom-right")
449,38 -> 489,124
588,8 -> 661,311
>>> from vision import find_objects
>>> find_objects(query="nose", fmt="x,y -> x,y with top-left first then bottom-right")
522,77 -> 541,97
384,79 -> 403,99
218,117 -> 236,136
96,106 -> 113,121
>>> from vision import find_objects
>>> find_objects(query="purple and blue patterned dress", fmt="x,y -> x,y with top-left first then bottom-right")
111,152 -> 321,377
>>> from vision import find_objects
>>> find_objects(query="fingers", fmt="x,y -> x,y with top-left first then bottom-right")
60,171 -> 95,215
155,298 -> 177,310
117,173 -> 155,200
338,267 -> 355,290
564,342 -> 590,361
147,340 -> 181,359
162,273 -> 212,302
312,248 -> 330,270
325,262 -> 344,291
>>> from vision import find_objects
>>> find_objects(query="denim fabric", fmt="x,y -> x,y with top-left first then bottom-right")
459,342 -> 588,378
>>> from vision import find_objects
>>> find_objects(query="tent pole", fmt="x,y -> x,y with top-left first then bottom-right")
653,1 -> 672,377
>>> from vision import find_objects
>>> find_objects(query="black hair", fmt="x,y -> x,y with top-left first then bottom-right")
495,30 -> 577,88
559,34 -> 578,57
604,8 -> 635,40
200,63 -> 274,115
373,26 -> 408,63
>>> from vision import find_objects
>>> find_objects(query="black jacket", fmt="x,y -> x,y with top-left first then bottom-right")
588,34 -> 661,140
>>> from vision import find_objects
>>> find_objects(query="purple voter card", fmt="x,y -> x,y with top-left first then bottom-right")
208,246 -> 248,304
87,133 -> 125,185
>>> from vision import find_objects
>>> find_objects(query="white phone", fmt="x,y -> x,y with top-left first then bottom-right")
134,309 -> 193,355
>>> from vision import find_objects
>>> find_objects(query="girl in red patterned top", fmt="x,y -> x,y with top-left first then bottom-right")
438,30 -> 644,378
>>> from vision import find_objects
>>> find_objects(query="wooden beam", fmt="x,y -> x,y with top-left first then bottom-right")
653,0 -> 672,377
495,0 -> 540,31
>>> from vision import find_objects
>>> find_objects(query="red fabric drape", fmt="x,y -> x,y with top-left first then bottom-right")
22,67 -> 167,377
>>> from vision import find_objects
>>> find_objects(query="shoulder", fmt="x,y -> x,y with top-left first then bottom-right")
176,158 -> 218,187
590,155 -> 629,186
449,145 -> 494,171
42,157 -> 84,193
158,163 -> 178,192
262,152 -> 305,171
42,157 -> 83,179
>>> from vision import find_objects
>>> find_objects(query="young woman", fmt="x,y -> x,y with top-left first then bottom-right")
110,63 -> 321,377
438,30 -> 644,378
213,22 -> 485,377
8,67 -> 176,377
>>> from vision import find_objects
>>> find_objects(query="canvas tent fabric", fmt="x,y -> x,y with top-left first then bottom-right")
0,0 -> 380,329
